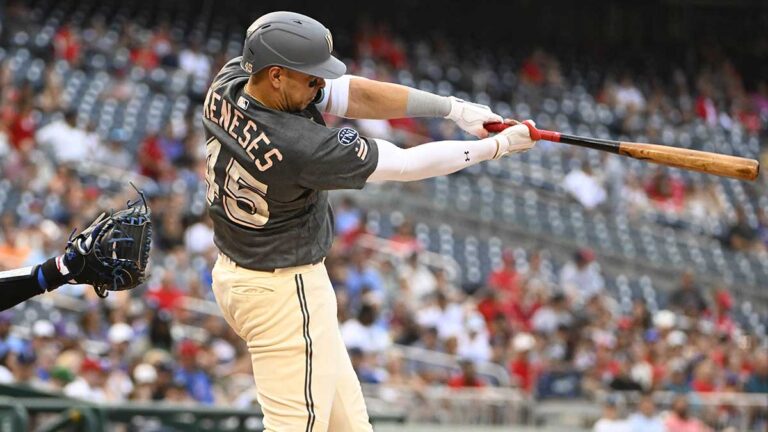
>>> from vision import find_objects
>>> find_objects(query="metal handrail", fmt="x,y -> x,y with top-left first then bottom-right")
392,344 -> 512,387
354,233 -> 463,282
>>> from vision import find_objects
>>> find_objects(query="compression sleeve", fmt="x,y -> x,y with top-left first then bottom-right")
316,75 -> 351,116
367,137 -> 498,182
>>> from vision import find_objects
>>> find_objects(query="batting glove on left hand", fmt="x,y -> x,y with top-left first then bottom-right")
445,96 -> 503,138
492,120 -> 538,158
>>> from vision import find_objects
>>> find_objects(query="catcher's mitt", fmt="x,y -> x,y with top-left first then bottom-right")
65,187 -> 152,298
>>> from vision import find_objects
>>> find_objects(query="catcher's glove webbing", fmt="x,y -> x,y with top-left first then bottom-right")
65,187 -> 152,298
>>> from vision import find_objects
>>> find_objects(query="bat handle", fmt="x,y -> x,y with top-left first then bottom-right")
483,122 -> 560,142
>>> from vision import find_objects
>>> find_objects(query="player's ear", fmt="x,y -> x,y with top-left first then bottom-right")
267,66 -> 283,88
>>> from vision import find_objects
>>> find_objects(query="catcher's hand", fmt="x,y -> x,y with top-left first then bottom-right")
64,188 -> 152,298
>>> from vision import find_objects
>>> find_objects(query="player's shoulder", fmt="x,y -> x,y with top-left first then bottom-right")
210,57 -> 248,90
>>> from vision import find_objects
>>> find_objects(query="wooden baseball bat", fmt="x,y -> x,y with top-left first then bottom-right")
484,122 -> 759,181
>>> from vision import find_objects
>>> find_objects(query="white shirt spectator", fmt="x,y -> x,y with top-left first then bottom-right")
179,48 -> 211,81
615,79 -> 646,111
36,118 -> 93,164
457,315 -> 491,363
93,141 -> 133,171
625,413 -> 666,432
416,301 -> 464,339
184,221 -> 215,255
563,167 -> 607,210
341,318 -> 391,354
594,418 -> 630,432
400,261 -> 437,307
64,378 -> 106,402
559,261 -> 604,302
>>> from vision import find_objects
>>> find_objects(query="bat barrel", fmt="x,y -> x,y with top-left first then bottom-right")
619,142 -> 759,181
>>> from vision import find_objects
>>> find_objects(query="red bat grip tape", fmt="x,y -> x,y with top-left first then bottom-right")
483,122 -> 560,142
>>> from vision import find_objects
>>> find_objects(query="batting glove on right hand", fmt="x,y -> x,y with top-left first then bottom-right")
445,96 -> 503,138
492,119 -> 538,159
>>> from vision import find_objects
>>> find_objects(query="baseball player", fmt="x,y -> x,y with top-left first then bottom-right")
204,11 -> 537,432
0,195 -> 152,311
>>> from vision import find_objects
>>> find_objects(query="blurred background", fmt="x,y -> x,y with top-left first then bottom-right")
0,0 -> 767,431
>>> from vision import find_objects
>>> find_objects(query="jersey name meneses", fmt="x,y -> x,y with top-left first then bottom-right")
202,57 -> 378,270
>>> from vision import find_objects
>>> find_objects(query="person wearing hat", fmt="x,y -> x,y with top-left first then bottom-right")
63,357 -> 107,402
205,11 -> 538,432
593,394 -> 629,432
173,340 -> 213,404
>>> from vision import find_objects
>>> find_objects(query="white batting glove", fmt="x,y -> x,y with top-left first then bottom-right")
445,96 -> 503,138
492,120 -> 538,159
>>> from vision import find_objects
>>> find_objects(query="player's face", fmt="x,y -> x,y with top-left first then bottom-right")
282,68 -> 325,112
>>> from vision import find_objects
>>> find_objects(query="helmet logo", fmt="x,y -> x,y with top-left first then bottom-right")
244,62 -> 253,73
325,33 -> 333,53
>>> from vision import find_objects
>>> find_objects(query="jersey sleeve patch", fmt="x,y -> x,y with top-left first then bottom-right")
337,127 -> 359,146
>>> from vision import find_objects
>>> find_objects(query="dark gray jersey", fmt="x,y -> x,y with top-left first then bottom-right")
202,57 -> 378,270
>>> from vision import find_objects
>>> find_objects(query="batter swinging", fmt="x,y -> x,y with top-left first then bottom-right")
204,11 -> 537,432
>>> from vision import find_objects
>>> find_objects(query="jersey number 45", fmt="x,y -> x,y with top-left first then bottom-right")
205,138 -> 269,229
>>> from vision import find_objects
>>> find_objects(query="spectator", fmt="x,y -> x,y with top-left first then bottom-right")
562,162 -> 607,210
457,314 -> 491,363
184,215 -> 215,255
344,248 -> 383,310
609,357 -> 644,392
448,359 -> 485,389
725,207 -> 761,252
644,169 -> 686,213
399,252 -> 437,308
487,248 -> 521,301
35,110 -> 93,165
335,196 -> 363,237
64,357 -> 107,402
389,221 -> 422,255
559,248 -> 604,303
129,363 -> 157,401
173,340 -> 214,404
349,347 -> 384,384
668,270 -> 708,317
93,129 -> 132,171
593,395 -> 629,432
416,291 -> 464,339
531,292 -> 573,335
508,332 -> 536,393
178,39 -> 211,81
625,393 -> 666,432
744,351 -> 768,394
614,75 -> 646,112
341,303 -> 391,354
664,395 -> 713,432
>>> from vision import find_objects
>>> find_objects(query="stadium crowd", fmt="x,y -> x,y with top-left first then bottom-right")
0,1 -> 766,430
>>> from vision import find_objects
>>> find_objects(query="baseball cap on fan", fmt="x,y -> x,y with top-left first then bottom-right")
241,11 -> 346,79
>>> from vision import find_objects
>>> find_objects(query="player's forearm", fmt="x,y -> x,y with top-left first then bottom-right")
0,256 -> 72,311
368,137 -> 498,182
345,77 -> 449,119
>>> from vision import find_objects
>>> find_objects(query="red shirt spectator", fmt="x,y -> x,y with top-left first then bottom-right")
388,221 -> 422,255
146,274 -> 184,312
448,360 -> 486,389
488,250 -> 520,300
53,26 -> 81,64
645,170 -> 686,212
138,133 -> 169,180
131,45 -> 159,70
8,107 -> 36,151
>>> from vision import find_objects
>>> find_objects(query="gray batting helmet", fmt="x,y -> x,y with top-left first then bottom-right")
241,11 -> 346,79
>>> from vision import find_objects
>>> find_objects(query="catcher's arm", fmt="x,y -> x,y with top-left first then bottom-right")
0,214 -> 103,312
0,189 -> 152,310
